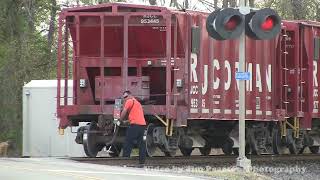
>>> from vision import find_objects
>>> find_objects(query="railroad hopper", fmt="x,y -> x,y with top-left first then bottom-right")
56,3 -> 320,157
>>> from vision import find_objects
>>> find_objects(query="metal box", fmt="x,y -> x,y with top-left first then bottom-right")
22,80 -> 86,157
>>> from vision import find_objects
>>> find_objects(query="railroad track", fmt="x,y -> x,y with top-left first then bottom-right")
68,154 -> 320,167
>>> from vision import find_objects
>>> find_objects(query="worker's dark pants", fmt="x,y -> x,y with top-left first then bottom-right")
123,124 -> 146,164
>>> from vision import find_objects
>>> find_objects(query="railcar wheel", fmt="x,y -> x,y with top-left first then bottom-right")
272,129 -> 286,154
232,148 -> 239,155
164,150 -> 176,157
108,144 -> 122,157
199,145 -> 211,156
146,123 -> 157,157
309,146 -> 319,154
232,145 -> 250,155
287,130 -> 303,154
83,123 -> 104,157
222,138 -> 234,155
288,143 -> 298,154
180,147 -> 193,156
250,135 -> 261,155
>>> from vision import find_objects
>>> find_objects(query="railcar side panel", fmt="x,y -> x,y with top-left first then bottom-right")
187,14 -> 275,121
304,22 -> 320,126
57,3 -> 320,130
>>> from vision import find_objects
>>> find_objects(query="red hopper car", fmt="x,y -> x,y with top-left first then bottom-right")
56,3 -> 320,157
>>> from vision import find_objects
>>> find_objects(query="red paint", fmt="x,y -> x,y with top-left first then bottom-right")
56,3 -> 320,130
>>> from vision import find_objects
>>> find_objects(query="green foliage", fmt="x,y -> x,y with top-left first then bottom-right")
80,0 -> 126,5
0,0 -> 57,156
257,0 -> 320,20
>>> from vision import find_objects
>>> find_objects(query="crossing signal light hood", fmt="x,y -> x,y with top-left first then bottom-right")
206,8 -> 281,40
245,8 -> 281,40
206,8 -> 245,40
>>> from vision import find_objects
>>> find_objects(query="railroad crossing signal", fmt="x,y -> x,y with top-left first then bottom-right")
205,4 -> 282,172
245,8 -> 281,40
206,8 -> 281,40
206,8 -> 245,40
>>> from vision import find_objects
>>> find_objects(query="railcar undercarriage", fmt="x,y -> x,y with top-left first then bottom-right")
73,118 -> 320,157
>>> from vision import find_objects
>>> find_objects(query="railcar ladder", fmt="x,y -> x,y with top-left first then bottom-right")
280,28 -> 300,138
281,29 -> 289,114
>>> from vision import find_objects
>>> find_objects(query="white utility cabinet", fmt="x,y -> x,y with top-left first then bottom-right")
22,80 -> 85,157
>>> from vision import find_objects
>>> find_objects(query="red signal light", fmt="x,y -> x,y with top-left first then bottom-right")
261,17 -> 274,31
206,8 -> 244,40
224,16 -> 240,31
245,8 -> 281,40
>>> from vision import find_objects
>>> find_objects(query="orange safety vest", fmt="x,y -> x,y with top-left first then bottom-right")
124,98 -> 146,125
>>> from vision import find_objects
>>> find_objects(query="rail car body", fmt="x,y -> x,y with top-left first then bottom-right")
56,3 -> 320,157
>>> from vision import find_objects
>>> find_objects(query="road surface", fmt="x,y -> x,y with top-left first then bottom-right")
0,158 -> 207,180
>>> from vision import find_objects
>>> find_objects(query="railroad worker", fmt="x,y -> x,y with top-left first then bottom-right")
119,90 -> 147,166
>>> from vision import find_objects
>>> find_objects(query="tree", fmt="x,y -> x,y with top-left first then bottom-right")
170,0 -> 179,8
222,0 -> 237,8
259,0 -> 319,20
222,0 -> 228,8
48,0 -> 57,50
290,0 -> 306,20
0,0 -> 58,156
317,5 -> 320,21
229,0 -> 237,7
214,0 -> 218,8
149,0 -> 157,5
249,0 -> 255,7
183,0 -> 189,9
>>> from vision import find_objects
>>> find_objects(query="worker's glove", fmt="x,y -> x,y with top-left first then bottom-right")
122,120 -> 130,126
113,119 -> 121,126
